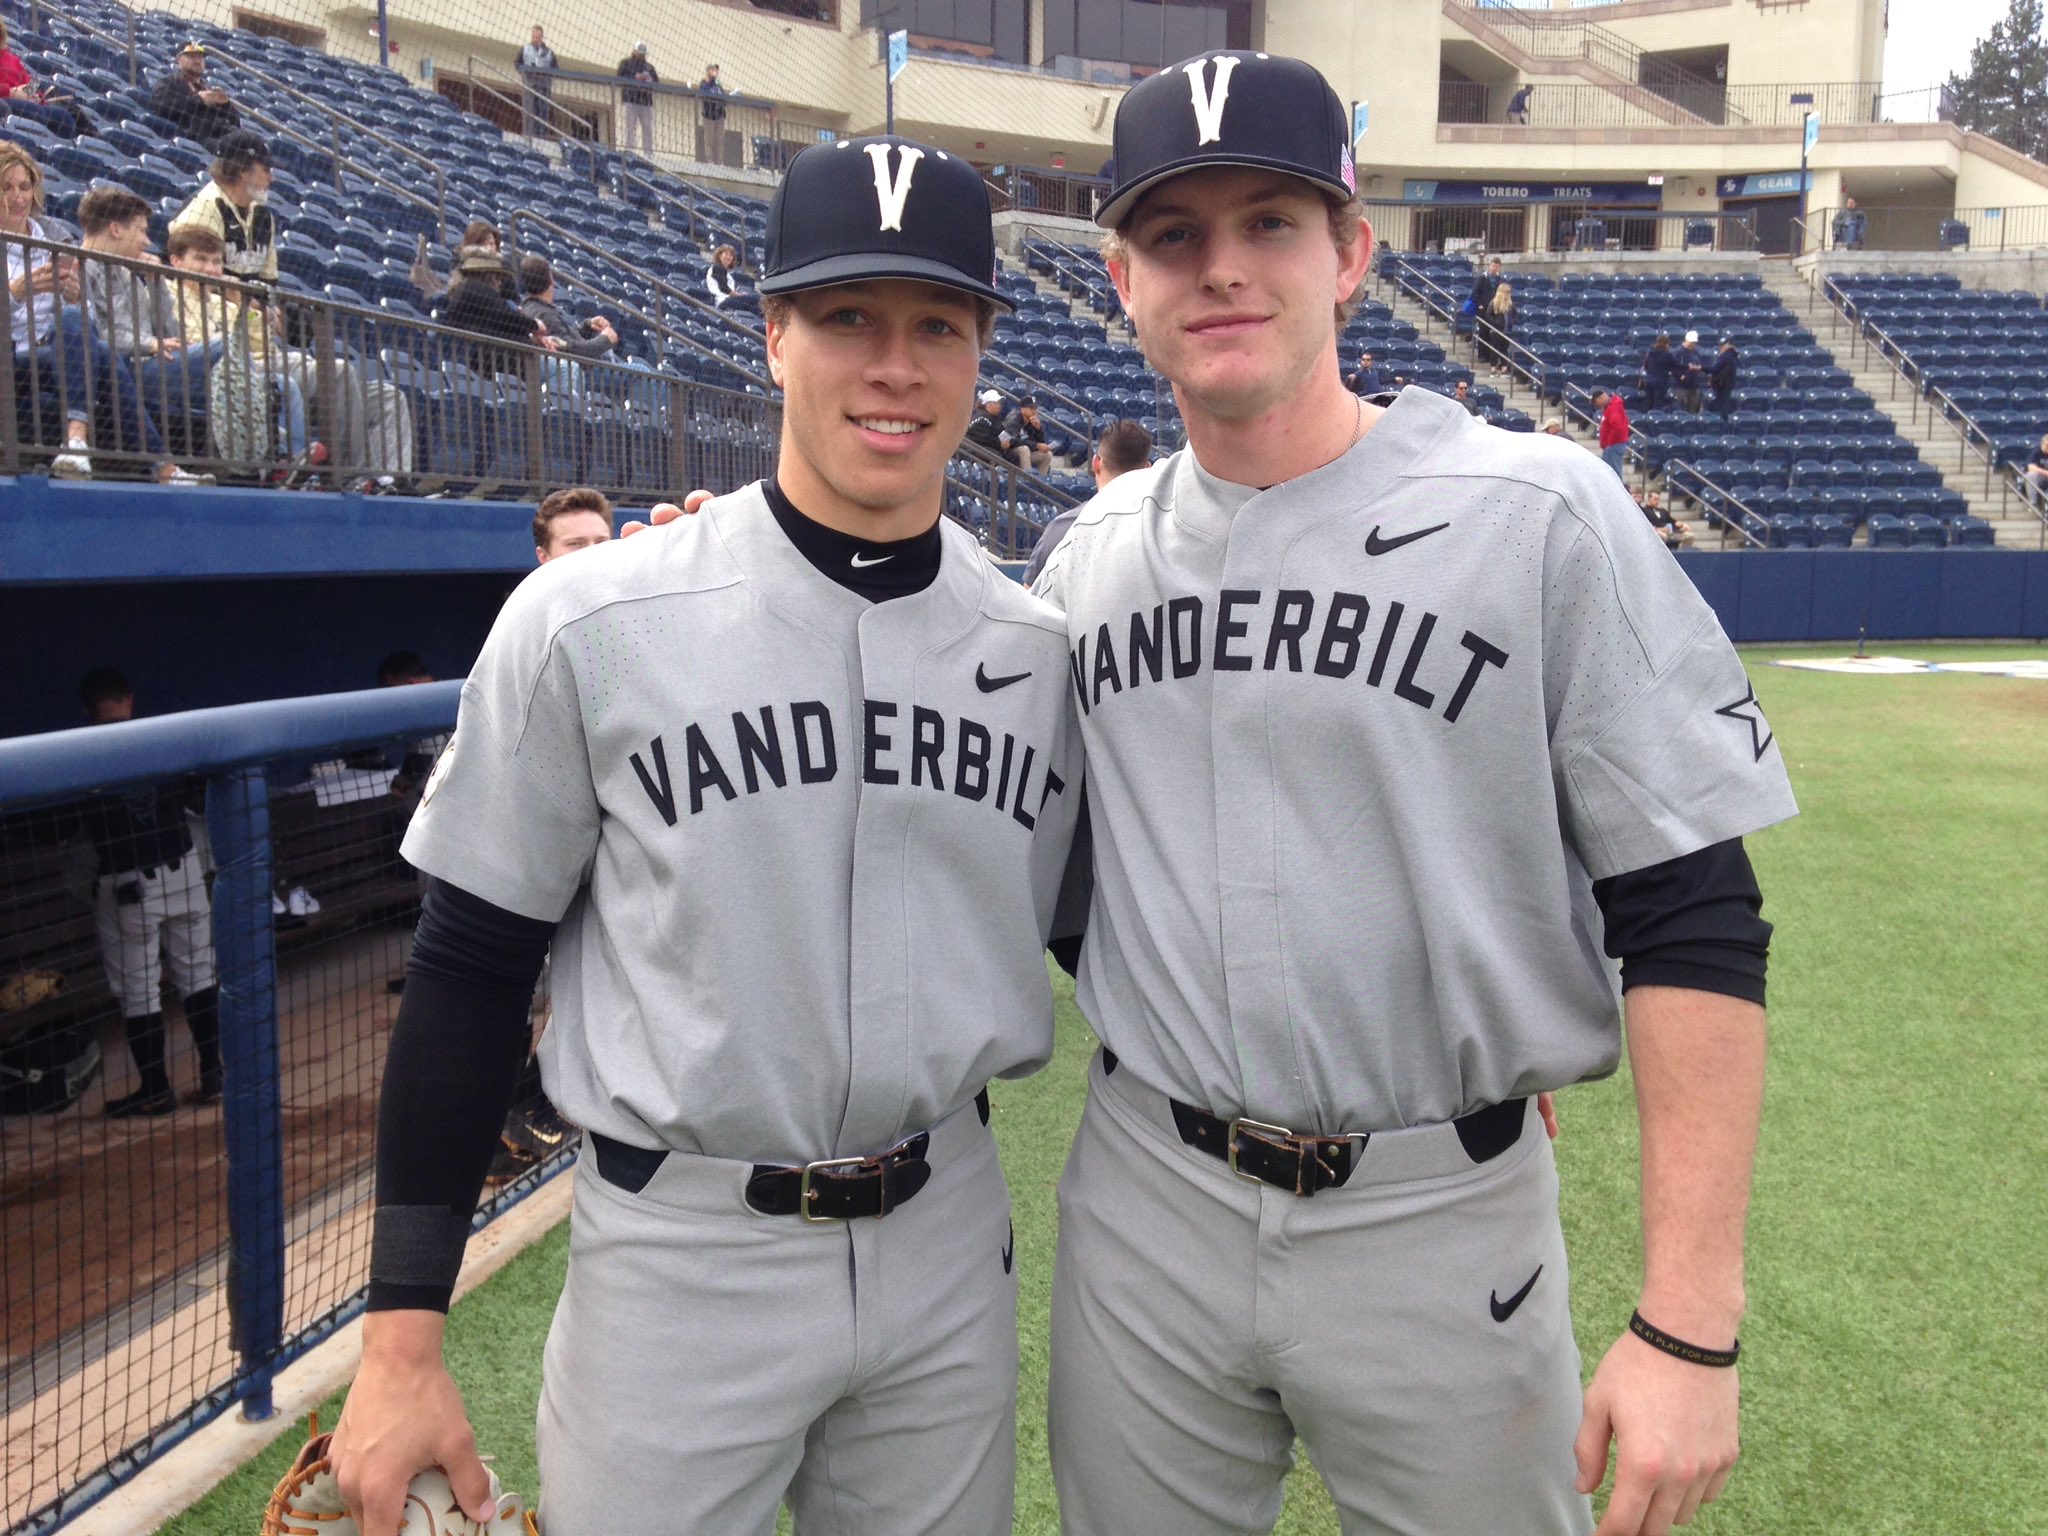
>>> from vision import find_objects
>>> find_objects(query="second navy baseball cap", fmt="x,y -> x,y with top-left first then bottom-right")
1097,51 -> 1354,228
759,135 -> 1010,311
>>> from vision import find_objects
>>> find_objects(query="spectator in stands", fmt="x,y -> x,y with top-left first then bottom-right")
1833,196 -> 1867,251
5,149 -> 208,483
1021,418 -> 1151,583
966,387 -> 1013,454
696,62 -> 728,164
517,24 -> 558,136
1710,336 -> 1740,420
172,131 -> 411,476
448,248 -> 556,373
1641,332 -> 1675,410
78,186 -> 212,458
163,224 -> 318,470
617,42 -> 659,156
1469,256 -> 1503,316
1593,387 -> 1630,480
1450,378 -> 1481,417
1541,418 -> 1564,436
519,254 -> 618,361
1478,280 -> 1517,375
1004,396 -> 1054,474
149,41 -> 240,151
534,485 -> 615,562
704,243 -> 760,314
2024,433 -> 2048,502
0,18 -> 90,136
1506,83 -> 1533,125
1345,350 -> 1385,396
1675,329 -> 1706,414
73,666 -> 222,1116
1637,489 -> 1692,549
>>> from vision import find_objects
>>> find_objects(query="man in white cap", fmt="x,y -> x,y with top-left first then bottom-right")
964,386 -> 1014,457
1675,330 -> 1706,414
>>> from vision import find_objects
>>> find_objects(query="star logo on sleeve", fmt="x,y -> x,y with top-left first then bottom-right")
1714,683 -> 1773,763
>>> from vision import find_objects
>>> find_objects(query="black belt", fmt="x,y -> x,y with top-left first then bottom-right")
588,1088 -> 989,1222
1103,1048 -> 1526,1198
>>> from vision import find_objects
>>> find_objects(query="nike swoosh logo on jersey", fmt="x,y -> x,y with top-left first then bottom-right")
1365,521 -> 1450,556
1490,1264 -> 1543,1323
1002,1222 -> 1015,1274
976,664 -> 1031,693
850,551 -> 893,568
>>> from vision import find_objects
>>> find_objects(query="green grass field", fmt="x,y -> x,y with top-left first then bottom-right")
164,643 -> 2048,1536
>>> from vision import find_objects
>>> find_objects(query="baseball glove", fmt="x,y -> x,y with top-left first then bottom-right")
261,1418 -> 539,1536
0,970 -> 65,1013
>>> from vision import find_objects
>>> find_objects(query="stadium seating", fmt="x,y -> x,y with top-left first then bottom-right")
1828,273 -> 2048,476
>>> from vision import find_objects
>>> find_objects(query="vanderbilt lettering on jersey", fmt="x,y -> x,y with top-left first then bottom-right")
1066,590 -> 1509,725
629,698 -> 1066,828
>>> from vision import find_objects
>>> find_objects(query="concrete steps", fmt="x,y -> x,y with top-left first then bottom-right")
1760,267 -> 2043,548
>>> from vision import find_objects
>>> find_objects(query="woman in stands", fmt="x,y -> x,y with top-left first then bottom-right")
0,19 -> 91,137
3,143 -> 210,482
1641,331 -> 1675,411
1478,280 -> 1517,377
704,242 -> 759,314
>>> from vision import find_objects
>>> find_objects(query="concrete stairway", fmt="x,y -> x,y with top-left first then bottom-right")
1760,267 -> 2045,548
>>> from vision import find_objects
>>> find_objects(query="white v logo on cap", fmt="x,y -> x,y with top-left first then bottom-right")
864,142 -> 925,232
1184,55 -> 1240,146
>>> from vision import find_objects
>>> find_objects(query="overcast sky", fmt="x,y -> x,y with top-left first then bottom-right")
1881,0 -> 2021,90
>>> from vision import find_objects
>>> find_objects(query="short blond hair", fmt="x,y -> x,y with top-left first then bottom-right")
1103,187 -> 1369,330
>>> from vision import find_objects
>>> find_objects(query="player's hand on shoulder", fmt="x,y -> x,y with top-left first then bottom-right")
1537,1091 -> 1560,1141
1575,1326 -> 1739,1536
329,1314 -> 497,1536
620,488 -> 713,536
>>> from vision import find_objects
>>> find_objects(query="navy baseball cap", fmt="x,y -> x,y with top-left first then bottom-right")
759,135 -> 1010,311
1097,51 -> 1354,228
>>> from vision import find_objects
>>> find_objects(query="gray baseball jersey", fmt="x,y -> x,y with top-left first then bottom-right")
1033,387 -> 1796,1133
403,484 -> 1085,1166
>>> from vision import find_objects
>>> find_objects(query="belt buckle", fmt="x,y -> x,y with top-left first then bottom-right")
797,1155 -> 868,1223
1226,1117 -> 1294,1185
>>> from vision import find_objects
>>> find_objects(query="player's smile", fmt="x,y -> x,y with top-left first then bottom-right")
767,278 -> 979,539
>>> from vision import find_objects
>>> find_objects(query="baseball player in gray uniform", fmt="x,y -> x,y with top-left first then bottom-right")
327,136 -> 1083,1536
1032,53 -> 1797,1536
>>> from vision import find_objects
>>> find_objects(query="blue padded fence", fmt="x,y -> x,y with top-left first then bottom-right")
0,684 -> 571,1535
1672,548 -> 2048,642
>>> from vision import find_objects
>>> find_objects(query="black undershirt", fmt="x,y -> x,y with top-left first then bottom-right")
762,477 -> 942,600
366,494 -> 1772,1311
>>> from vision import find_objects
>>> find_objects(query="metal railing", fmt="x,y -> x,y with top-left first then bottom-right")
1662,456 -> 1771,549
1810,271 -> 2010,509
1441,77 -> 1733,128
23,7 -> 449,243
995,166 -> 1109,222
1446,0 -> 1726,109
474,58 -> 840,173
1803,203 -> 2048,254
0,683 -> 572,1536
1363,200 -> 1757,257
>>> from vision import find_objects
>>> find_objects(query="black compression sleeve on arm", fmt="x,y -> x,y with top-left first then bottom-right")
1591,838 -> 1773,1006
367,879 -> 554,1313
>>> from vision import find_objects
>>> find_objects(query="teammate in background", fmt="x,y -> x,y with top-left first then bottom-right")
72,667 -> 221,1116
1034,51 -> 1795,1536
533,485 -> 614,563
328,136 -> 1083,1536
1020,418 -> 1150,584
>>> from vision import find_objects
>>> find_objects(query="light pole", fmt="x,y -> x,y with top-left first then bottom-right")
1791,92 -> 1816,255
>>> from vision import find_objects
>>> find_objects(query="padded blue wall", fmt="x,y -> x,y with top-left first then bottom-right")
1673,549 -> 2048,643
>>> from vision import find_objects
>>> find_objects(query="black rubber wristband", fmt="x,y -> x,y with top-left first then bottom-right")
1629,1310 -> 1741,1368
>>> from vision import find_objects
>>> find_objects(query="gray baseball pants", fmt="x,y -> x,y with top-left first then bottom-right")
535,1102 -> 1017,1535
1050,1049 -> 1594,1536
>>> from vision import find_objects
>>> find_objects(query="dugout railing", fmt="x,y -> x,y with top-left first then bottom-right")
0,682 -> 574,1536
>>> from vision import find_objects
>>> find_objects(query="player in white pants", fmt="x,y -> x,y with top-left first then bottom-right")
1033,52 -> 1797,1536
328,138 -> 1083,1536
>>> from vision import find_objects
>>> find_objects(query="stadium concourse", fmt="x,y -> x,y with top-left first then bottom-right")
6,0 -> 2048,1531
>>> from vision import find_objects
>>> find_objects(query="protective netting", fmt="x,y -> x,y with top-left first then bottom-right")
0,708 -> 570,1535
